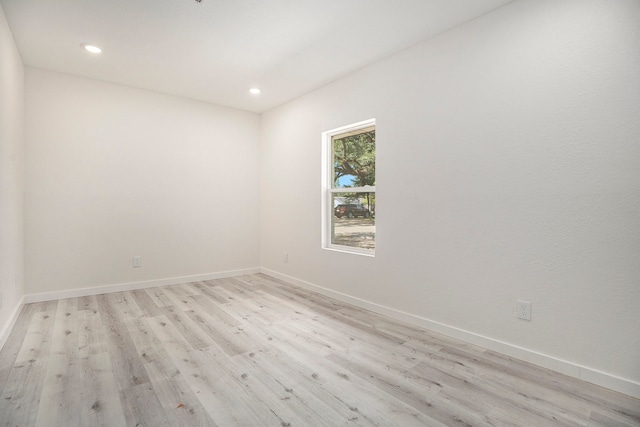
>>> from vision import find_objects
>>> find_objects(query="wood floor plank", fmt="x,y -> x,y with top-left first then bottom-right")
183,308 -> 251,357
0,304 -> 57,427
159,305 -> 215,350
192,280 -> 229,305
113,291 -> 146,320
159,285 -> 199,312
221,352 -> 327,426
143,315 -> 270,426
228,350 -> 359,426
119,382 -> 182,427
143,287 -> 174,308
326,351 -> 488,426
141,349 -> 216,426
78,294 -> 100,312
0,302 -> 41,395
0,274 -> 638,427
124,316 -> 171,362
77,351 -> 127,426
35,298 -> 81,426
187,290 -> 242,328
130,289 -> 164,318
76,304 -> 126,426
96,294 -> 151,389
176,282 -> 202,296
243,333 -> 446,427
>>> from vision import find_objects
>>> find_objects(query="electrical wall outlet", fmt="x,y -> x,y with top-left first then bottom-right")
517,300 -> 532,321
132,256 -> 142,268
283,252 -> 288,263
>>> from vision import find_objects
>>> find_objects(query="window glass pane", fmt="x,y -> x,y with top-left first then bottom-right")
331,192 -> 375,250
332,127 -> 375,189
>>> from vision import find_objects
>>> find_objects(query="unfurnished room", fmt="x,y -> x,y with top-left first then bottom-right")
0,0 -> 639,425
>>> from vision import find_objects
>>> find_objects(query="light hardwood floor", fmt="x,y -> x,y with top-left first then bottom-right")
0,274 -> 638,426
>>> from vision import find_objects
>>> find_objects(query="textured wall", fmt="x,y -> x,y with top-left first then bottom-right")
260,0 -> 640,390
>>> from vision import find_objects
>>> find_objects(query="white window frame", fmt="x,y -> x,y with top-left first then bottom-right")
321,118 -> 376,256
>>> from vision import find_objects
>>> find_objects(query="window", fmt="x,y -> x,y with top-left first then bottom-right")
322,119 -> 376,256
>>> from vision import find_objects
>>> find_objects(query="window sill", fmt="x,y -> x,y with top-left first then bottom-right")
323,245 -> 375,257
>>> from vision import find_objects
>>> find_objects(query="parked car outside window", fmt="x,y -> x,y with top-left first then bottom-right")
334,203 -> 371,218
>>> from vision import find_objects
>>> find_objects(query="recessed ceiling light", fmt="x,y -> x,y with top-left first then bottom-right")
249,88 -> 261,95
81,43 -> 102,54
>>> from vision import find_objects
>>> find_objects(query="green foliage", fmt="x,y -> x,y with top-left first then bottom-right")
333,129 -> 375,187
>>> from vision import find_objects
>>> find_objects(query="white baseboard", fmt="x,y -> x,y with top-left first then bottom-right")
0,295 -> 25,353
260,268 -> 640,399
24,267 -> 261,304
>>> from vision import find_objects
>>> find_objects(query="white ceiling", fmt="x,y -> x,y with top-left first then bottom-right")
1,0 -> 512,113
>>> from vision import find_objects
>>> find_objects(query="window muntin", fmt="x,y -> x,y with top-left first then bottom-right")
322,119 -> 376,255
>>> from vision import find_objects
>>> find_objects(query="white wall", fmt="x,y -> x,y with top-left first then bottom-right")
260,0 -> 640,395
0,4 -> 24,346
25,68 -> 260,295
